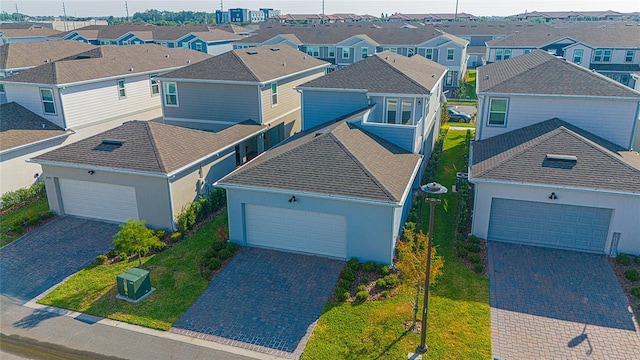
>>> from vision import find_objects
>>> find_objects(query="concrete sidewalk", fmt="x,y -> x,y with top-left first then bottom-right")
0,295 -> 285,360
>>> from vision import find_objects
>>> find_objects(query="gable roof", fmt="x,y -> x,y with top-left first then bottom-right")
486,25 -> 640,48
1,44 -> 211,85
0,41 -> 96,70
190,29 -> 243,42
0,102 -> 70,151
299,51 -> 446,94
0,27 -> 61,38
471,118 -> 640,194
477,50 -> 640,98
159,45 -> 328,83
54,24 -> 240,41
33,120 -> 266,175
217,114 -> 422,203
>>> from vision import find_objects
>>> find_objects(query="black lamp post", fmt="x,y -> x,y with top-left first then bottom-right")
416,182 -> 447,354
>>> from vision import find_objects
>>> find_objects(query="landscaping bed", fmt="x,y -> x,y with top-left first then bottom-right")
0,197 -> 54,247
609,253 -> 640,324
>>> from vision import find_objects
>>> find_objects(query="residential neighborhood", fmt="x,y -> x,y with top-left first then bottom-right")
1,3 -> 640,360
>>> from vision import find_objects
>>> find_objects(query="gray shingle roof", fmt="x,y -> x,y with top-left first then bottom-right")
0,27 -> 61,38
54,24 -> 241,41
477,50 -> 640,97
486,25 -> 640,48
1,44 -> 211,85
159,45 -> 329,83
471,118 -> 640,193
33,120 -> 266,174
0,40 -> 96,70
299,51 -> 446,94
0,102 -> 69,151
217,114 -> 422,203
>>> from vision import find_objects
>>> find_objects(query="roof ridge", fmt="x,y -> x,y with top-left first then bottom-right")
232,50 -> 260,82
374,54 -> 429,93
485,51 -> 555,90
327,131 -> 397,201
144,122 -> 168,173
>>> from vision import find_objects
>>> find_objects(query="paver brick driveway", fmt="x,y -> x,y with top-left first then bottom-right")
171,247 -> 344,358
0,217 -> 119,304
489,241 -> 640,359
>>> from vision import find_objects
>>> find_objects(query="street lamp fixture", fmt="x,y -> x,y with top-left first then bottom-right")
416,182 -> 448,354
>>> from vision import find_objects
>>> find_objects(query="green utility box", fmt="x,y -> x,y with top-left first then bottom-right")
116,268 -> 152,302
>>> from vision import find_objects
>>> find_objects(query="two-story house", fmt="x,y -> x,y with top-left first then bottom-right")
485,25 -> 640,88
0,23 -> 61,44
157,45 -> 330,163
214,51 -> 447,265
470,50 -> 640,256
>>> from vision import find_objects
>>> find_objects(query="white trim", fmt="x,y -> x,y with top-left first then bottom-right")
368,92 -> 431,97
263,106 -> 300,126
477,91 -> 640,101
296,87 -> 368,93
469,176 -> 640,197
28,159 -> 169,178
162,117 -> 242,125
0,130 -> 74,156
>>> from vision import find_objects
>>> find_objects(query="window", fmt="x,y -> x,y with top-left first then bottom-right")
445,71 -> 457,86
181,42 -> 189,48
488,98 -> 508,126
306,46 -> 319,57
447,48 -> 454,61
386,99 -> 397,124
328,46 -> 335,57
425,48 -> 433,60
593,49 -> 612,62
117,79 -> 126,99
495,49 -> 511,61
195,42 -> 203,52
407,47 -> 415,56
40,88 -> 55,114
625,50 -> 634,63
0,84 -> 4,93
573,49 -> 583,63
342,47 -> 349,59
361,47 -> 368,59
150,74 -> 159,96
523,49 -> 532,54
163,82 -> 178,106
390,47 -> 398,53
547,49 -> 557,55
271,82 -> 278,106
401,100 -> 412,124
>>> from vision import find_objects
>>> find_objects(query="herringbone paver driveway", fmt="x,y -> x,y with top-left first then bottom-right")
489,241 -> 640,360
0,217 -> 119,304
171,247 -> 343,359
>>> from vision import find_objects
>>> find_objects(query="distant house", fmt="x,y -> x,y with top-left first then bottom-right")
0,24 -> 61,44
469,50 -> 640,256
485,25 -> 640,88
506,10 -> 631,22
0,44 -> 210,131
386,13 -> 478,22
157,45 -> 330,163
32,121 -> 266,230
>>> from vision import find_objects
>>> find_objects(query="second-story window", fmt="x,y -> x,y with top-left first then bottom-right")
117,79 -> 126,99
40,88 -> 56,114
271,83 -> 278,106
488,98 -> 508,126
495,49 -> 511,61
150,74 -> 159,96
523,49 -> 532,54
625,50 -> 634,63
195,42 -> 203,52
425,48 -> 433,60
386,99 -> 397,124
593,49 -> 612,62
447,48 -> 454,61
328,46 -> 335,57
163,82 -> 178,106
361,47 -> 368,59
573,49 -> 583,63
401,100 -> 412,124
342,47 -> 350,59
407,47 -> 415,56
306,46 -> 320,57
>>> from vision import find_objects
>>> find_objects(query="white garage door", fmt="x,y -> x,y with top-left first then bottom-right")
488,198 -> 612,253
59,179 -> 139,223
245,204 -> 347,259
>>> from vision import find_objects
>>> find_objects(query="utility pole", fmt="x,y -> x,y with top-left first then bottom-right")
221,0 -> 224,11
322,0 -> 325,24
125,1 -> 129,22
454,0 -> 459,21
14,3 -> 20,22
62,2 -> 68,31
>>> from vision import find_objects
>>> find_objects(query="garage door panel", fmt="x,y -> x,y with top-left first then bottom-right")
59,179 -> 139,223
244,204 -> 347,259
488,199 -> 611,253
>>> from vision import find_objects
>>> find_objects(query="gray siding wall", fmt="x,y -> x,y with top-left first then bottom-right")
224,188 -> 398,264
302,90 -> 368,130
357,122 -> 417,152
162,82 -> 259,125
5,84 -> 65,128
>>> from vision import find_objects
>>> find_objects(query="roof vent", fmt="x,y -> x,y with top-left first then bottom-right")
44,59 -> 50,63
431,74 -> 435,78
282,62 -> 286,66
129,67 -> 134,71
270,47 -> 280,51
545,154 -> 577,161
102,139 -> 125,146
187,59 -> 191,63
484,75 -> 489,80
165,54 -> 170,58
246,51 -> 258,55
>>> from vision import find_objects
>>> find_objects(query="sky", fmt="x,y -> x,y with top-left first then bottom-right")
1,1 -> 639,18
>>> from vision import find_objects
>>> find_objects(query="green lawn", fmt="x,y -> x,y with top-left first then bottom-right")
0,197 -> 50,247
301,129 -> 490,359
38,211 -> 229,330
464,70 -> 477,99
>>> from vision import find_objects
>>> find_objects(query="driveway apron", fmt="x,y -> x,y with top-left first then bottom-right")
0,217 -> 119,304
488,241 -> 640,359
171,247 -> 344,358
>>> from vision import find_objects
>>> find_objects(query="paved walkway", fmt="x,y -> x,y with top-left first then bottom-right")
171,247 -> 344,359
0,217 -> 120,304
488,241 -> 640,359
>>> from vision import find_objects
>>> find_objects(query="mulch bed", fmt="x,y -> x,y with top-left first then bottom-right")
608,256 -> 640,324
329,268 -> 399,303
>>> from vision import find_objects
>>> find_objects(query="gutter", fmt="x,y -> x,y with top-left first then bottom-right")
468,176 -> 640,197
477,91 -> 640,102
0,130 -> 75,156
296,86 -> 368,93
27,159 -> 169,178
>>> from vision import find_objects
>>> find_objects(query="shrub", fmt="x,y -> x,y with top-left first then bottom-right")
334,287 -> 350,302
382,274 -> 400,289
118,252 -> 128,261
474,264 -> 484,274
466,243 -> 482,253
216,226 -> 229,242
152,242 -> 167,252
338,279 -> 351,289
154,229 -> 167,239
113,218 -> 163,266
203,248 -> 217,260
0,181 -> 46,210
95,255 -> 108,265
458,247 -> 469,258
205,257 -> 222,271
468,253 -> 481,264
40,211 -> 55,221
635,256 -> 640,265
357,285 -> 367,292
631,287 -> 640,297
10,225 -> 23,235
170,232 -> 182,243
342,267 -> 356,282
625,269 -> 640,282
375,278 -> 387,289
616,254 -> 632,265
218,249 -> 233,260
468,235 -> 480,244
380,290 -> 390,299
224,242 -> 238,253
355,290 -> 369,301
362,261 -> 376,272
377,265 -> 391,276
211,241 -> 225,251
347,258 -> 360,271
25,215 -> 41,227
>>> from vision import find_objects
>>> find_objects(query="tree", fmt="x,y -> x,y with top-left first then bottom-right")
113,218 -> 162,266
